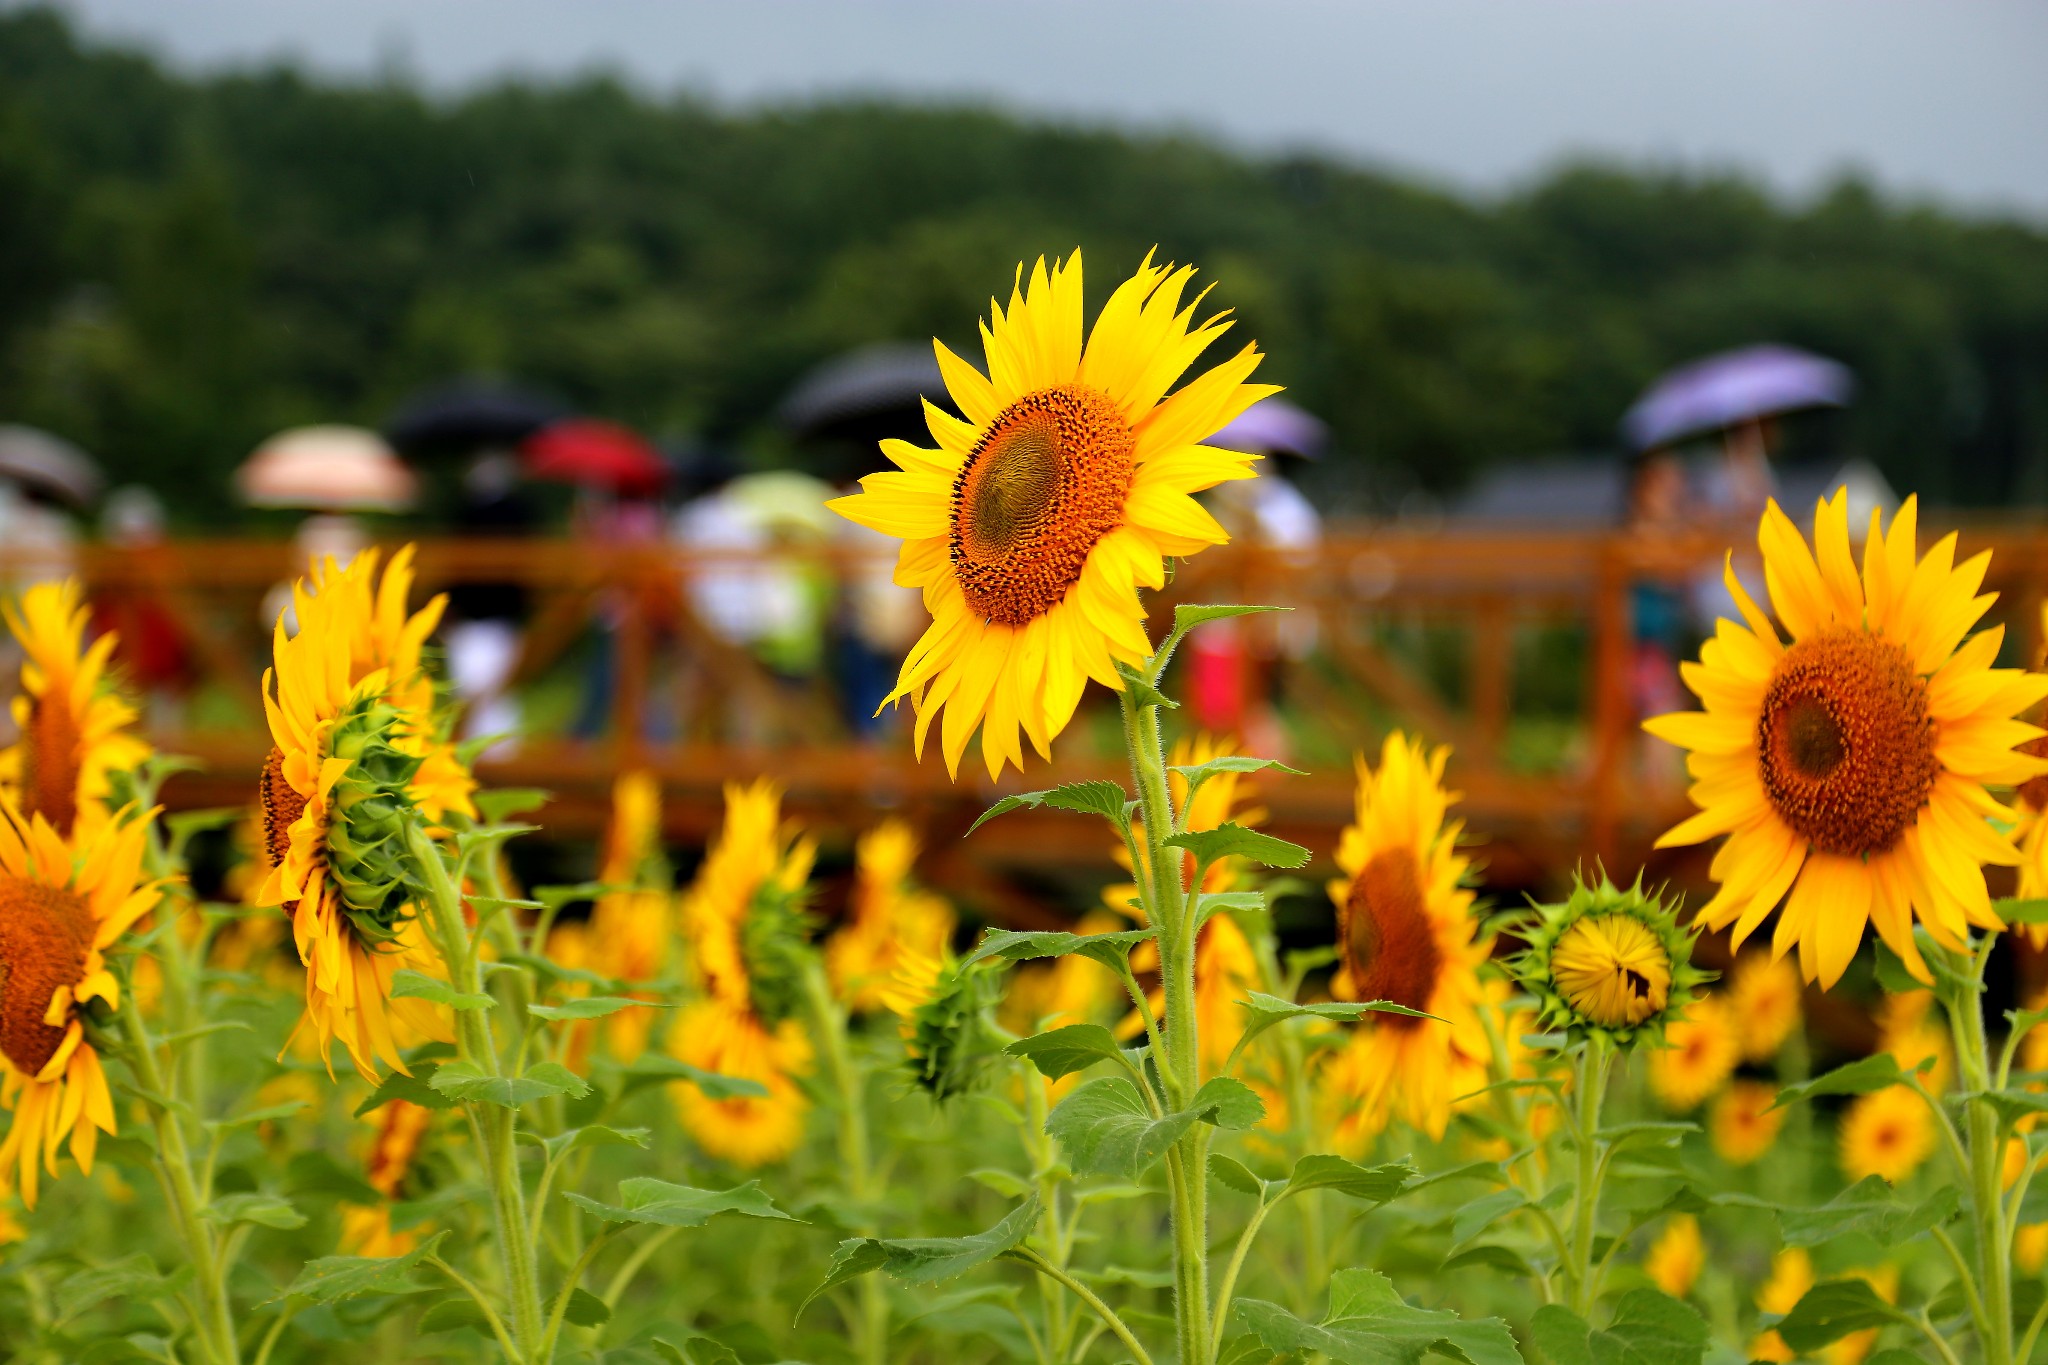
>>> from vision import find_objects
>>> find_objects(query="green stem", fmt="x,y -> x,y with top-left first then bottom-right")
1944,939 -> 2013,1365
1210,1197 -> 1275,1353
122,1000 -> 239,1365
601,1225 -> 679,1310
1567,1043 -> 1610,1317
249,1309 -> 296,1365
410,821 -> 546,1362
1023,1074 -> 1074,1359
801,962 -> 887,1365
1006,1246 -> 1157,1365
430,1254 -> 523,1362
539,1227 -> 618,1362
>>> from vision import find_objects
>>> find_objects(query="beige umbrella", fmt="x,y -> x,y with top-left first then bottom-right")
237,425 -> 418,512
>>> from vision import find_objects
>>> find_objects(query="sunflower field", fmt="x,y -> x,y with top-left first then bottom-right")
7,250 -> 2048,1365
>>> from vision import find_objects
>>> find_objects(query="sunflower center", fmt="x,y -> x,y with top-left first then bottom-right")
1341,847 -> 1440,1029
949,384 -> 1135,627
1756,629 -> 1939,857
1551,913 -> 1671,1030
0,875 -> 93,1076
21,696 -> 81,838
259,747 -> 309,875
2018,734 -> 2048,813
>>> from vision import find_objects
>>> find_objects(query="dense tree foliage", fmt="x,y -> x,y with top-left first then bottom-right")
2,6 -> 2045,522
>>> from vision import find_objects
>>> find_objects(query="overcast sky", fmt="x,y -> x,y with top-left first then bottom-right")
38,0 -> 2048,218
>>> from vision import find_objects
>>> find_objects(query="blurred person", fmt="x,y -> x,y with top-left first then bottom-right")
443,452 -> 535,752
92,486 -> 196,732
1625,449 -> 1693,796
570,484 -> 668,740
261,513 -> 370,635
832,499 -> 920,741
0,476 -> 79,750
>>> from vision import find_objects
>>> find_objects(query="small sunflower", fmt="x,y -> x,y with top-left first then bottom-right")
1709,1079 -> 1784,1166
1645,1214 -> 1704,1299
1750,1248 -> 1813,1363
2018,1223 -> 2048,1276
1648,995 -> 1740,1112
0,801 -> 157,1207
1839,1084 -> 1936,1184
254,553 -> 458,1081
1511,873 -> 1711,1047
340,1098 -> 434,1257
1875,990 -> 1952,1092
672,780 -> 816,1167
827,819 -> 955,1014
1647,491 -> 2048,987
582,772 -> 671,1062
1724,950 -> 1804,1063
1,580 -> 150,839
1319,732 -> 1490,1142
829,250 -> 1277,779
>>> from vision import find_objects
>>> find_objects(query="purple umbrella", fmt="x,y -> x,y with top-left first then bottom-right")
1622,344 -> 1853,451
1211,398 -> 1327,459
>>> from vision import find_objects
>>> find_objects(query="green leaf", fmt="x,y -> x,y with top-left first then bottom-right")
418,1297 -> 492,1334
1778,1178 -> 1959,1248
563,1179 -> 797,1228
1771,1054 -> 1911,1110
652,1337 -> 743,1365
1170,754 -> 1305,809
963,926 -> 1155,972
966,1168 -> 1032,1199
967,780 -> 1132,836
352,1064 -> 458,1117
797,1197 -> 1040,1321
272,1231 -> 447,1305
1442,1245 -> 1536,1278
1450,1188 -> 1533,1249
1047,1077 -> 1198,1178
1996,897 -> 2048,925
1164,822 -> 1311,871
1967,1088 -> 2048,1127
501,951 -> 613,989
428,1060 -> 591,1108
1217,1334 -> 1281,1365
284,1151 -> 383,1205
534,881 -> 614,910
561,1288 -> 610,1327
1235,990 -> 1440,1051
539,1124 -> 652,1163
616,1054 -> 770,1100
1113,658 -> 1179,710
1005,1024 -> 1130,1081
1283,1155 -> 1418,1205
1193,890 -> 1269,931
1233,1266 -> 1521,1365
1210,1153 -> 1266,1197
1775,1279 -> 1910,1353
389,969 -> 494,1011
210,1100 -> 309,1130
1596,1121 -> 1698,1155
1530,1289 -> 1709,1365
1158,604 -> 1286,671
527,996 -> 672,1021
55,1255 -> 175,1326
474,788 -> 550,822
1192,1076 -> 1266,1130
206,1193 -> 307,1231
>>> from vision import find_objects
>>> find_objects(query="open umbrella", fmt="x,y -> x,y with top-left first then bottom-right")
237,425 -> 419,511
1212,398 -> 1327,460
778,344 -> 944,441
1622,344 -> 1852,451
0,425 -> 103,509
385,381 -> 568,456
522,419 -> 669,497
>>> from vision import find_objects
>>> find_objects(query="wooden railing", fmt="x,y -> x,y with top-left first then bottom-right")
10,519 -> 2047,906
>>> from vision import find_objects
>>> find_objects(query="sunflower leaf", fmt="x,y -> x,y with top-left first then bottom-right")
1169,754 -> 1306,810
271,1231 -> 448,1305
1112,658 -> 1179,710
1047,1077 -> 1199,1177
1194,890 -> 1268,932
613,1053 -> 769,1100
429,1060 -> 590,1108
473,788 -> 551,822
1770,1053 -> 1919,1110
1996,897 -> 2048,925
1156,605 -> 1287,673
1774,1177 -> 1959,1247
1193,1076 -> 1266,1130
1596,1121 -> 1698,1155
1232,1266 -> 1520,1365
966,781 -> 1132,836
1234,990 -> 1440,1053
796,1196 -> 1039,1322
527,995 -> 673,1021
1165,822 -> 1311,873
54,1254 -> 181,1326
963,926 -> 1155,972
1209,1153 -> 1267,1197
352,1064 -> 458,1117
205,1193 -> 307,1231
1775,1279 -> 1911,1352
1005,1024 -> 1129,1081
1282,1154 -> 1419,1205
538,1124 -> 652,1164
389,969 -> 494,1011
651,1337 -> 743,1365
1528,1289 -> 1709,1365
564,1178 -> 797,1228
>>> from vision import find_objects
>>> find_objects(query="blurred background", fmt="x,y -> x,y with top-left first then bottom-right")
1,0 -> 2044,926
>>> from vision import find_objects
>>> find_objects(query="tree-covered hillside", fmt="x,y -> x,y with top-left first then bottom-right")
2,6 -> 2045,521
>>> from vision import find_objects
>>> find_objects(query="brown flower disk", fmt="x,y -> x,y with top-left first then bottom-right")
1756,629 -> 1939,856
0,876 -> 92,1075
1341,847 -> 1439,1029
20,697 -> 80,838
949,384 -> 1135,626
259,747 -> 311,909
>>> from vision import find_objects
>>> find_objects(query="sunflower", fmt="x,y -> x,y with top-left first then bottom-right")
672,780 -> 816,1167
1647,491 -> 2048,987
1,580 -> 150,839
828,250 -> 1276,779
1875,990 -> 1952,1091
0,801 -> 156,1207
1319,732 -> 1490,1142
1724,950 -> 1804,1063
1648,995 -> 1740,1112
1750,1247 -> 1812,1363
1709,1079 -> 1784,1166
2018,1223 -> 2048,1276
340,1098 -> 434,1257
1645,1214 -> 1704,1299
828,819 -> 955,1014
581,772 -> 671,1062
1511,874 -> 1710,1048
254,553 -> 459,1082
2008,601 -> 2048,944
1839,1084 -> 1936,1184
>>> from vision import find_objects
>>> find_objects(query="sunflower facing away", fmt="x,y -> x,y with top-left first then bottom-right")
255,552 -> 458,1081
827,818 -> 955,1014
1,580 -> 150,840
0,801 -> 156,1206
1647,491 -> 2048,986
672,780 -> 816,1167
828,249 -> 1277,779
1319,732 -> 1490,1144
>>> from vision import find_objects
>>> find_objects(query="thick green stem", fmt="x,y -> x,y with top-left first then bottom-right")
1023,1074 -> 1074,1359
1006,1247 -> 1157,1365
1945,941 -> 2013,1365
410,821 -> 546,1362
1567,1044 -> 1610,1316
801,962 -> 887,1365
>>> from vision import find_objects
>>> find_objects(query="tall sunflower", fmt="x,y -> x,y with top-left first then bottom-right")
1647,491 -> 2048,987
1319,732 -> 1490,1142
1,580 -> 150,839
827,818 -> 955,1014
582,771 -> 672,1062
828,250 -> 1277,779
0,801 -> 156,1206
255,552 -> 459,1081
672,780 -> 816,1167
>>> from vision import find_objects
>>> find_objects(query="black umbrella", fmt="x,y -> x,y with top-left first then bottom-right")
779,344 -> 945,442
384,381 -> 569,457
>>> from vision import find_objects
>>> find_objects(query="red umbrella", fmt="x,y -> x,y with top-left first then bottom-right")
521,420 -> 669,497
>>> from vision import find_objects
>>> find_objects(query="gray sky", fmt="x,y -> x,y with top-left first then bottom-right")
42,0 -> 2048,217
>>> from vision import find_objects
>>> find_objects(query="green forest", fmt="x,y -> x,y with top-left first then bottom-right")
2,4 -> 2046,522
